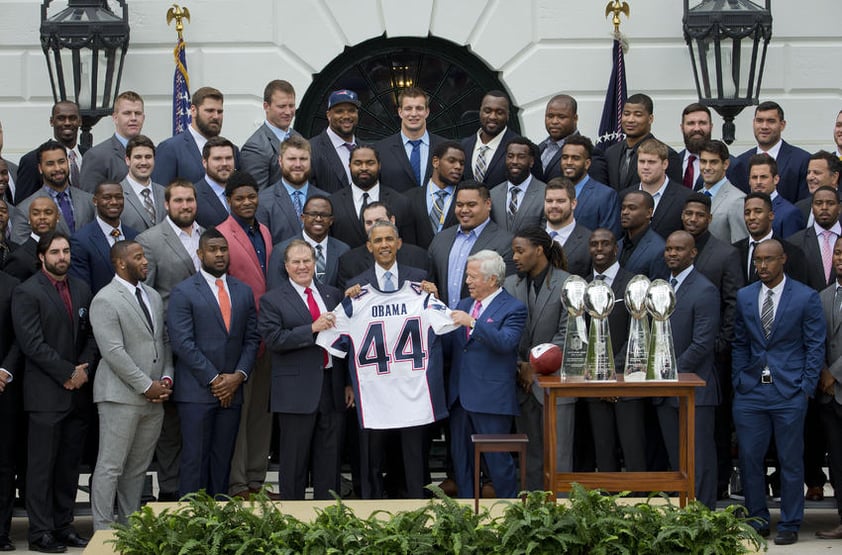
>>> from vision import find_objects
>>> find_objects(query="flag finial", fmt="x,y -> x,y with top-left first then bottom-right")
166,4 -> 191,41
605,1 -> 630,35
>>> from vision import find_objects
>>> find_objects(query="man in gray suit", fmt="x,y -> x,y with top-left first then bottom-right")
120,135 -> 165,232
504,227 -> 571,489
256,136 -> 328,246
698,140 -> 748,243
90,240 -> 172,530
11,140 -> 94,244
490,137 -> 546,234
544,177 -> 591,277
240,80 -> 300,190
135,179 -> 202,502
817,237 -> 842,539
428,180 -> 515,308
80,91 -> 145,193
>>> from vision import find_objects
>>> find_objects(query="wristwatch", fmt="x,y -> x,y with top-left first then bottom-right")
470,318 -> 476,329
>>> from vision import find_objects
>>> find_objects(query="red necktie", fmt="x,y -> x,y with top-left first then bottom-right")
683,154 -> 696,189
215,279 -> 231,332
305,287 -> 328,366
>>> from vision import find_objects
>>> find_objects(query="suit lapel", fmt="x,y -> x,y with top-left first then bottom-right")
39,273 -> 73,329
184,132 -> 204,176
390,138 -> 416,184
118,283 -> 154,334
92,228 -> 114,272
273,186 -> 301,230
285,281 -> 314,322
161,224 -> 197,276
122,181 -> 150,227
228,221 -> 262,273
194,274 -> 227,332
768,280 -> 792,341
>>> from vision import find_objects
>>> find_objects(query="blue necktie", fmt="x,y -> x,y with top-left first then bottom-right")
408,139 -> 422,186
56,190 -> 76,233
383,271 -> 396,292
292,190 -> 304,220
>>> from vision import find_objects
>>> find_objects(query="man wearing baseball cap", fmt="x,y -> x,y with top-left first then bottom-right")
309,90 -> 361,193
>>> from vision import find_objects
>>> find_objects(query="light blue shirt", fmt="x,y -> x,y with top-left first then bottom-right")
574,175 -> 590,199
669,264 -> 694,293
204,174 -> 229,213
114,133 -> 129,148
702,176 -> 727,198
264,120 -> 291,143
425,181 -> 455,231
447,218 -> 491,308
402,131 -> 430,183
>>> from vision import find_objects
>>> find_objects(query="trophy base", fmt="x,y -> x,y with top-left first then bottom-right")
624,371 -> 647,382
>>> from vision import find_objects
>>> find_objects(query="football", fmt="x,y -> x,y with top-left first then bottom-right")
529,343 -> 562,375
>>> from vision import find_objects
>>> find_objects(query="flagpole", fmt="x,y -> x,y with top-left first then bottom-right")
167,4 -> 192,136
596,2 -> 630,150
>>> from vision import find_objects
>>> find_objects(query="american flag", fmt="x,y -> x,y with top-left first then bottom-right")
172,37 -> 191,136
596,37 -> 627,148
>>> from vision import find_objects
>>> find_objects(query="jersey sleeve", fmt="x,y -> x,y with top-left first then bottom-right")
316,296 -> 354,358
424,294 -> 460,335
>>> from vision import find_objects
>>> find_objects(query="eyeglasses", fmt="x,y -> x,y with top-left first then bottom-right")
302,212 -> 333,220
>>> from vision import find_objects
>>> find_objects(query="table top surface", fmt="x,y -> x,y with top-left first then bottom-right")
537,373 -> 705,392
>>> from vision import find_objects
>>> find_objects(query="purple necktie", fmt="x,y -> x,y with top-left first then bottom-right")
56,190 -> 76,233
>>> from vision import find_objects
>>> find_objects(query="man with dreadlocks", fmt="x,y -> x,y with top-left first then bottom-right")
503,226 -> 571,490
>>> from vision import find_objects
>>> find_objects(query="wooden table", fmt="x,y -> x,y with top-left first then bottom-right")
538,373 -> 705,507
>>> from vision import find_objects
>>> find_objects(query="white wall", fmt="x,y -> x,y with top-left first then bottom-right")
1,0 -> 840,160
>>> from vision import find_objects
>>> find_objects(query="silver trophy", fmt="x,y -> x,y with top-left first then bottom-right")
584,280 -> 616,381
644,279 -> 678,381
624,275 -> 651,382
560,275 -> 589,377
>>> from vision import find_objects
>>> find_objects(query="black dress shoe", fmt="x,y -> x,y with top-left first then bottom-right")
0,535 -> 14,551
755,527 -> 770,538
28,533 -> 66,553
773,530 -> 798,545
55,532 -> 88,548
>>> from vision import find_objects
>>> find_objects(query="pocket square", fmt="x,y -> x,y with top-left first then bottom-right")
485,318 -> 494,323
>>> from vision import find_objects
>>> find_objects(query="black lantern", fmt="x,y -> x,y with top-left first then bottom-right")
40,0 -> 130,149
683,0 -> 772,144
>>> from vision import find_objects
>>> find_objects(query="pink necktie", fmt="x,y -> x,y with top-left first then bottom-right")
821,230 -> 834,284
467,301 -> 482,339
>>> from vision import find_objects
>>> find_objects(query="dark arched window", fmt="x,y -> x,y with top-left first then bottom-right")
297,35 -> 519,141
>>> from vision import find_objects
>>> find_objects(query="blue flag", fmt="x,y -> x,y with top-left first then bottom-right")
596,38 -> 627,148
172,37 -> 191,136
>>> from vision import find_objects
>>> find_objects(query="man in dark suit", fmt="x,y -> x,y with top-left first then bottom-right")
12,231 -> 98,552
135,179 -> 202,501
15,102 -> 87,200
797,151 -> 840,227
543,178 -> 591,277
588,93 -> 683,191
503,228 -> 570,490
120,135 -> 166,232
258,240 -> 346,499
343,222 -> 430,499
560,135 -> 620,237
337,202 -> 429,290
786,185 -> 839,499
329,145 -> 415,248
747,153 -> 804,238
677,103 -> 711,190
375,87 -> 444,192
215,171 -> 275,500
152,87 -> 239,186
428,181 -> 516,308
268,195 -> 349,289
621,138 -> 690,239
240,80 -> 300,191
194,137 -> 236,229
0,161 -> 15,217
0,270 -> 21,551
538,94 -> 580,183
733,192 -> 809,285
0,198 -> 11,268
3,196 -> 59,281
70,181 -> 139,294
657,231 -> 720,509
257,136 -> 328,246
732,239 -> 825,545
407,141 -> 464,249
167,229 -> 260,498
617,190 -> 669,279
816,238 -> 842,539
730,101 -> 811,203
585,228 -> 647,473
79,91 -> 145,193
681,192 -> 744,497
309,89 -> 359,194
447,250 -> 527,498
11,140 -> 95,244
489,138 -> 546,234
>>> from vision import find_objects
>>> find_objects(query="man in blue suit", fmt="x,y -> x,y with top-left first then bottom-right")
730,101 -> 811,203
152,87 -> 240,186
167,229 -> 260,498
70,181 -> 139,294
732,239 -> 825,546
657,231 -> 720,509
617,190 -> 669,279
194,137 -> 236,230
560,135 -> 620,237
447,250 -> 527,498
747,153 -> 804,238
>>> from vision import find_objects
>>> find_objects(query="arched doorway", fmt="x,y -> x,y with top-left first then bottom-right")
297,35 -> 518,141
